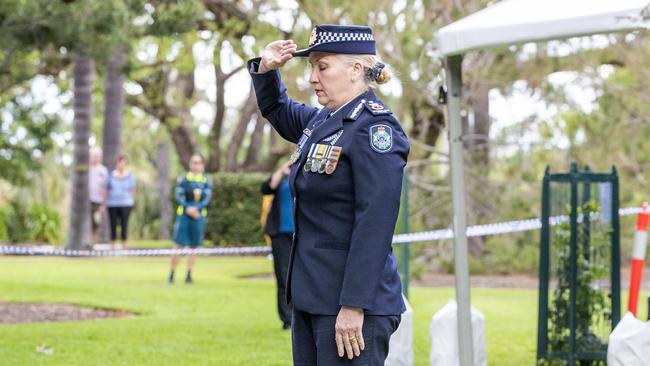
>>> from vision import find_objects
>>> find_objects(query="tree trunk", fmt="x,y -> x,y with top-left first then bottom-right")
157,142 -> 171,241
99,47 -> 126,243
166,115 -> 197,170
242,111 -> 266,169
206,66 -> 227,172
258,128 -> 291,171
102,47 -> 126,171
225,83 -> 257,171
67,55 -> 93,250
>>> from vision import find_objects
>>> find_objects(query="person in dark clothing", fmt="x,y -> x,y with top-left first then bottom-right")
261,160 -> 294,330
249,24 -> 407,364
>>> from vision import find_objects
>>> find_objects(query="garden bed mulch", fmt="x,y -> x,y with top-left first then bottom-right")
0,303 -> 131,324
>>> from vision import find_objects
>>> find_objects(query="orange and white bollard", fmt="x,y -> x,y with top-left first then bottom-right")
627,202 -> 649,317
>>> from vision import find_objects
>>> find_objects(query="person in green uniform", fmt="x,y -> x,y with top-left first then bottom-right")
168,153 -> 212,284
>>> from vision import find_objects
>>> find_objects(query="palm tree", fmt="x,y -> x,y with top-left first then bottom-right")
102,47 -> 125,172
67,54 -> 93,249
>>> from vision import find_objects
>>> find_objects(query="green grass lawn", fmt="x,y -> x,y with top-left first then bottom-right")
0,256 -> 646,365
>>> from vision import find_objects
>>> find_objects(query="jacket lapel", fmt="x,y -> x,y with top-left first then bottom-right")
289,89 -> 376,190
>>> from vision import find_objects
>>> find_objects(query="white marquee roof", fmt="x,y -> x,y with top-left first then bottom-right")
436,0 -> 650,56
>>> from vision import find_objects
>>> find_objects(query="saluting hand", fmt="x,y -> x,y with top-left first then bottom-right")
259,40 -> 297,73
335,306 -> 365,360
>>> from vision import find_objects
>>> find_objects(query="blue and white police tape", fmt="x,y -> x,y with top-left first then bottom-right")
0,245 -> 271,257
391,206 -> 641,244
0,207 -> 641,256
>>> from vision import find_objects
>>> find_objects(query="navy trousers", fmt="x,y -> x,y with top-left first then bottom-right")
291,308 -> 400,366
271,233 -> 293,328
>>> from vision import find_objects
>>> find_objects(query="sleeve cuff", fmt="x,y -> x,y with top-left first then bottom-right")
339,299 -> 374,311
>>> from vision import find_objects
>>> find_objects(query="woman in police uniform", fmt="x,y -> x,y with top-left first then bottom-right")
248,24 -> 408,365
168,153 -> 212,284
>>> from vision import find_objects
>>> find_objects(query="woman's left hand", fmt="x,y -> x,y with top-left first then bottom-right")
335,306 -> 365,359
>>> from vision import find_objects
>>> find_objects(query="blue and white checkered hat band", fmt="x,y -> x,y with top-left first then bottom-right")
293,25 -> 376,57
310,32 -> 374,47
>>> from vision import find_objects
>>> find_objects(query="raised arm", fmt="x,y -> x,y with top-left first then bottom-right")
248,40 -> 320,143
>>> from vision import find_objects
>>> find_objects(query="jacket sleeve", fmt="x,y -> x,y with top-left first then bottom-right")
196,179 -> 212,211
247,57 -> 320,143
338,117 -> 410,311
261,177 -> 275,195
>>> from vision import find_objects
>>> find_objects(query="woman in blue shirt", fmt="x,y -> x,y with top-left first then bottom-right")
261,160 -> 294,329
168,153 -> 212,284
106,154 -> 136,250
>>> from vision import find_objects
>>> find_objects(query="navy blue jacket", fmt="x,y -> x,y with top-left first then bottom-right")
248,58 -> 408,316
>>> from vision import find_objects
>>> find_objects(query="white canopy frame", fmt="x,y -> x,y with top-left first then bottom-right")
434,1 -> 650,365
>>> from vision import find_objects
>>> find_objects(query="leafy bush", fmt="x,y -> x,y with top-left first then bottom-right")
130,182 -> 164,241
204,173 -> 267,246
0,208 -> 8,242
0,200 -> 62,244
27,203 -> 62,244
2,195 -> 30,243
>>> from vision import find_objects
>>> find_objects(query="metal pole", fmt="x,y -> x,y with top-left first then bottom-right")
568,163 -> 578,364
536,167 -> 551,361
401,172 -> 410,299
445,55 -> 475,366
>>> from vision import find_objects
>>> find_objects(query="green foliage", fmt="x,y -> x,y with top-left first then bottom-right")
147,0 -> 202,37
485,233 -> 540,274
1,194 -> 30,243
0,207 -> 7,242
27,203 -> 61,244
129,181 -> 164,241
0,192 -> 62,244
205,173 -> 267,246
0,97 -> 61,184
122,173 -> 267,245
545,201 -> 611,362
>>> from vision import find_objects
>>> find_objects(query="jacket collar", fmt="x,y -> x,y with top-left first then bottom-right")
309,89 -> 375,144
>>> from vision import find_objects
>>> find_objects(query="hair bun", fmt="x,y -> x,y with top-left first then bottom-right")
372,62 -> 385,81
376,65 -> 391,84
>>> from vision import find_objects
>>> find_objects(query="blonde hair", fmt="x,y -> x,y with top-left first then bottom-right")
342,54 -> 392,85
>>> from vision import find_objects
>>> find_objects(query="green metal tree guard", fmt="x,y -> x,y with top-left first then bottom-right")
537,163 -> 621,365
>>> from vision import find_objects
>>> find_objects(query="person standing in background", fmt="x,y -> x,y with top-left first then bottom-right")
106,155 -> 136,250
168,153 -> 212,284
261,160 -> 294,330
89,147 -> 108,244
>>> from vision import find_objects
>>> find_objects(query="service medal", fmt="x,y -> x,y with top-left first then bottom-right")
318,159 -> 327,174
290,148 -> 301,163
325,146 -> 342,175
317,145 -> 332,174
292,129 -> 312,164
310,159 -> 320,173
310,144 -> 327,173
325,160 -> 336,175
303,143 -> 317,171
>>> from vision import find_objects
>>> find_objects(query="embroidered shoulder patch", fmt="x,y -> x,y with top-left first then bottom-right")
363,100 -> 392,115
370,124 -> 393,153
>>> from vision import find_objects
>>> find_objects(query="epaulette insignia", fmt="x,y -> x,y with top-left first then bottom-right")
345,99 -> 366,121
363,100 -> 392,115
